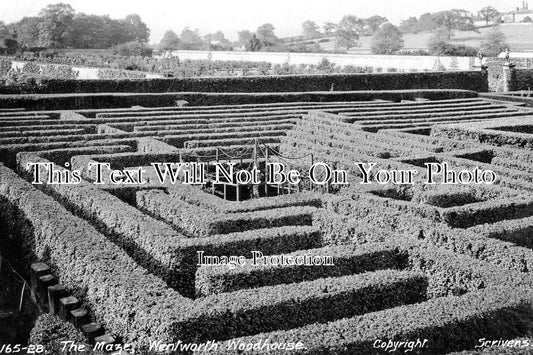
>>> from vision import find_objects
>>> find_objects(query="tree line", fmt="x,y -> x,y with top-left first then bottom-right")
0,3 -> 149,50
0,3 -> 509,57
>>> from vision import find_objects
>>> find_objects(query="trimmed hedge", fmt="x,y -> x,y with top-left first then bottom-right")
29,314 -> 89,355
0,71 -> 488,94
0,137 -> 138,168
169,183 -> 322,213
0,164 -> 190,346
432,118 -> 533,150
137,189 -> 316,237
195,242 -> 407,296
17,152 -> 189,290
470,216 -> 533,249
204,286 -> 532,354
176,270 -> 428,343
319,194 -> 533,272
0,90 -> 479,111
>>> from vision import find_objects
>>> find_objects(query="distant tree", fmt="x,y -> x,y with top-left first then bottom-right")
478,6 -> 500,25
323,22 -> 338,35
212,31 -> 227,43
316,57 -> 336,72
523,16 -> 533,22
121,14 -> 150,43
247,34 -> 262,52
14,17 -> 41,48
302,20 -> 320,38
418,13 -> 438,31
364,15 -> 388,35
237,30 -> 253,47
0,21 -> 17,53
434,9 -> 475,32
205,31 -> 231,50
0,21 -> 9,38
38,3 -> 75,48
179,28 -> 205,50
371,23 -> 404,54
159,30 -> 180,50
69,14 -> 119,48
256,23 -> 278,46
481,28 -> 507,56
336,15 -> 362,49
399,17 -> 418,33
428,26 -> 455,53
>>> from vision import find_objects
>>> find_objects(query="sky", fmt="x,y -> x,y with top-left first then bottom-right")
0,0 -> 525,43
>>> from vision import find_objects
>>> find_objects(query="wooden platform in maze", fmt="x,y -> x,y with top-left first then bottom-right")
0,97 -> 532,353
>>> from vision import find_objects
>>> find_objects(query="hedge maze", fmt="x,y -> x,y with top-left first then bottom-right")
0,92 -> 532,354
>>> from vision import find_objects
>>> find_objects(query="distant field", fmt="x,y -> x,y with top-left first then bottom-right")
293,24 -> 533,54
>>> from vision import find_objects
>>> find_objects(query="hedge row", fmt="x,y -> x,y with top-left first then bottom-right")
0,123 -> 94,132
319,194 -> 533,272
0,137 -> 138,168
293,114 -> 432,157
0,164 -> 190,346
176,270 -> 427,343
285,127 -> 399,159
304,111 -> 441,153
88,97 -> 483,118
512,69 -> 533,91
36,145 -> 134,166
280,134 -> 422,183
470,216 -> 533,249
377,128 -> 477,152
434,150 -> 533,191
0,131 -> 141,145
440,196 -> 533,228
353,109 -> 519,126
168,130 -> 284,148
179,144 -> 278,163
205,286 -> 532,354
133,120 -> 296,134
432,119 -> 533,149
0,89 -> 477,111
184,136 -> 282,149
492,156 -> 533,174
0,118 -> 57,128
17,153 -> 189,290
169,183 -> 322,213
0,71 -> 488,94
195,242 -> 407,297
342,106 -> 514,124
29,314 -> 89,355
337,100 -> 496,117
0,114 -> 51,121
136,189 -> 316,237
0,90 -> 480,111
150,126 -> 294,140
0,128 -> 86,138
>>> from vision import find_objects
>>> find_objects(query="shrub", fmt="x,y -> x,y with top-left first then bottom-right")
112,41 -> 153,57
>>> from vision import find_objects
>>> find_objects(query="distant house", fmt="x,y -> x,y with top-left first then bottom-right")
503,2 -> 533,22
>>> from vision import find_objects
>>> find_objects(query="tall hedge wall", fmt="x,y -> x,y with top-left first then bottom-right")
0,71 -> 488,95
0,90 -> 479,111
513,69 -> 533,91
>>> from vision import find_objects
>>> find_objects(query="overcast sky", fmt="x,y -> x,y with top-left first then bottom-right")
0,0 -> 523,42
